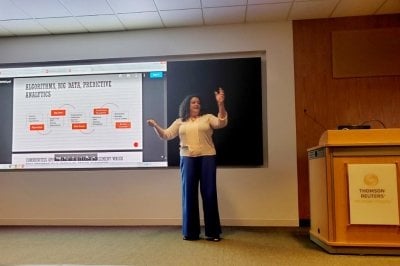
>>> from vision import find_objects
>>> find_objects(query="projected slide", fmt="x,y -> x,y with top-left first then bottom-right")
13,74 -> 142,151
0,61 -> 168,169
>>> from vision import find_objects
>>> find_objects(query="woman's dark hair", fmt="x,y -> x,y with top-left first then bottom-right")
179,95 -> 203,122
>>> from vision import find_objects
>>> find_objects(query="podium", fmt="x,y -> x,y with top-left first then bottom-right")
308,129 -> 400,255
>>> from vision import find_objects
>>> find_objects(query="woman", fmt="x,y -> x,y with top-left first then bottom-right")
147,88 -> 228,241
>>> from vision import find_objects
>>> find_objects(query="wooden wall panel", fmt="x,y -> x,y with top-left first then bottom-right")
293,14 -> 400,221
332,28 -> 400,78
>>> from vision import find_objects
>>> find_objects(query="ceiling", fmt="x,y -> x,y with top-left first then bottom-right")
0,0 -> 399,37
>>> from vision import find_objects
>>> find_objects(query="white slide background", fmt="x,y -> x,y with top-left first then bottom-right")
12,73 -> 143,152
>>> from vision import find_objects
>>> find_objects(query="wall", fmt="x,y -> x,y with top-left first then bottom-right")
293,14 -> 400,220
0,22 -> 297,226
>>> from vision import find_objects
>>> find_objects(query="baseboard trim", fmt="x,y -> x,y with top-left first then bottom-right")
0,218 -> 299,227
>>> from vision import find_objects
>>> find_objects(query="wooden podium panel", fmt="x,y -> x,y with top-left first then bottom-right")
319,128 -> 400,146
308,129 -> 400,255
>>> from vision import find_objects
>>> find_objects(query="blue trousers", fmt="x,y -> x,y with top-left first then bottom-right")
180,155 -> 221,238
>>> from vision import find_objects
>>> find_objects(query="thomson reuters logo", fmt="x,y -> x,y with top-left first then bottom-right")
364,173 -> 379,186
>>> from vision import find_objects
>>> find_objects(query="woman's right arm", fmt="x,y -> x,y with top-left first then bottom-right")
147,119 -> 165,139
147,119 -> 180,140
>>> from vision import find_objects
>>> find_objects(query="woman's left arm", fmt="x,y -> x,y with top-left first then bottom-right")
215,87 -> 227,119
210,88 -> 228,129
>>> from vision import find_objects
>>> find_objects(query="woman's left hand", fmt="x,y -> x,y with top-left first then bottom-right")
215,87 -> 225,104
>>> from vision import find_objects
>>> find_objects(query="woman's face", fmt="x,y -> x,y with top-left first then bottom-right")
189,97 -> 201,117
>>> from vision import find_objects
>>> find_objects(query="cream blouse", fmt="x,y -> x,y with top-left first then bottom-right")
159,114 -> 228,157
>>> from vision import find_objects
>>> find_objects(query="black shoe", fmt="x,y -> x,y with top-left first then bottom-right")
206,236 -> 221,242
183,235 -> 200,241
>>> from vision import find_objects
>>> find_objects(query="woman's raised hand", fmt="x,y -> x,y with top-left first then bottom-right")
215,87 -> 225,104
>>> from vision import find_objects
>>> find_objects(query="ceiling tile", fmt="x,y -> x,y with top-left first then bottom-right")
204,6 -> 246,25
202,0 -> 247,8
376,0 -> 400,14
118,12 -> 164,29
12,0 -> 71,18
37,17 -> 88,34
77,15 -> 125,32
289,0 -> 339,20
107,0 -> 157,13
0,0 -> 31,20
332,0 -> 385,17
0,0 -> 398,37
60,0 -> 114,16
247,3 -> 291,22
154,0 -> 201,10
0,19 -> 50,35
160,9 -> 203,27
